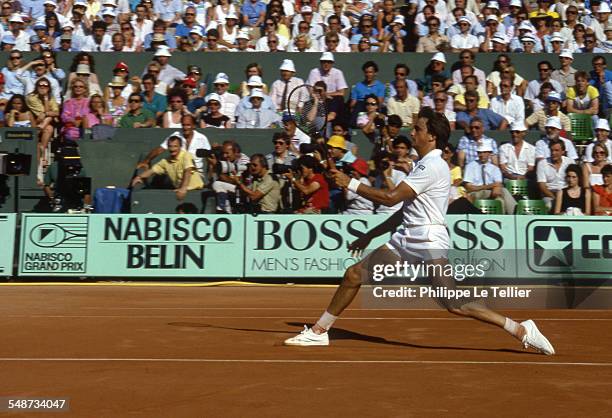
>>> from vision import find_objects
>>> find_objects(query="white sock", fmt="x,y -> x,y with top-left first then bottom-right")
504,317 -> 521,338
315,311 -> 338,331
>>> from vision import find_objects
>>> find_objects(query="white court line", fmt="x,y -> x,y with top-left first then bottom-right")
3,315 -> 612,321
0,358 -> 610,366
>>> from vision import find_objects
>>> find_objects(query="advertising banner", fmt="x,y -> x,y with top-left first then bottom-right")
244,215 -> 391,278
0,214 -> 16,276
19,214 -> 244,277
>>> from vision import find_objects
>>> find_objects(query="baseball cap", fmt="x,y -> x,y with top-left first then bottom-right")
247,75 -> 263,86
477,143 -> 493,153
101,7 -> 116,17
282,112 -> 295,123
486,15 -> 499,23
190,27 -> 204,37
214,72 -> 229,84
1,34 -> 16,44
350,159 -> 369,176
327,135 -> 347,150
486,1 -> 500,9
546,92 -> 562,103
392,15 -> 405,26
249,89 -> 265,99
114,61 -> 129,71
187,65 -> 201,74
320,52 -> 335,62
154,45 -> 172,57
236,30 -> 249,40
29,35 -> 43,44
595,119 -> 610,131
510,0 -> 522,7
458,16 -> 471,26
279,59 -> 296,72
225,12 -> 238,20
207,93 -> 222,103
44,0 -> 58,6
301,5 -> 313,13
431,52 -> 446,63
510,121 -> 527,132
182,77 -> 197,88
545,117 -> 562,130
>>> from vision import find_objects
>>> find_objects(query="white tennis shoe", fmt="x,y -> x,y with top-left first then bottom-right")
284,325 -> 329,346
521,320 -> 555,355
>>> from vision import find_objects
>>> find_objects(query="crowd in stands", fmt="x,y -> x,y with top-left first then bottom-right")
0,0 -> 610,215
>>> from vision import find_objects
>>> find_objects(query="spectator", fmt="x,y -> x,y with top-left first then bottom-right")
1,51 -> 25,98
81,21 -> 112,51
266,132 -> 298,169
551,49 -> 577,91
236,75 -> 276,113
342,158 -> 373,214
451,16 -> 479,52
281,113 -> 311,151
26,77 -> 59,164
589,56 -> 612,113
486,59 -> 527,97
554,164 -> 591,215
239,64 -> 269,97
566,71 -> 600,116
119,93 -> 155,128
153,0 -> 182,25
16,58 -> 61,103
327,134 -> 356,168
457,117 -> 498,167
386,79 -> 420,128
451,50 -> 486,90
451,73 -> 489,111
306,52 -> 348,98
464,142 -> 516,214
286,155 -> 329,214
592,164 -> 612,215
420,52 -> 451,93
432,91 -> 456,130
442,143 -> 465,203
499,121 -> 535,181
236,89 -> 281,128
537,139 -> 573,209
583,119 -> 612,164
199,93 -> 231,128
140,74 -> 167,120
490,77 -> 525,125
234,154 -> 281,214
61,78 -> 90,141
120,21 -> 143,52
416,16 -> 449,52
131,135 -> 203,201
526,91 -> 571,132
583,143 -> 610,190
535,117 -> 578,162
205,72 -> 240,123
107,76 -> 128,123
154,46 -> 186,88
525,60 -> 564,106
211,140 -> 250,213
5,94 -> 35,127
357,93 -> 386,135
138,114 -> 210,176
83,94 -> 113,128
65,64 -> 102,99
371,150 -> 406,214
162,89 -> 190,128
386,63 -> 419,101
269,59 -> 304,113
241,0 -> 267,33
456,91 -> 508,131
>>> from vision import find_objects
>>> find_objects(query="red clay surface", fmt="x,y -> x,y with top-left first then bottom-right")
1,285 -> 611,418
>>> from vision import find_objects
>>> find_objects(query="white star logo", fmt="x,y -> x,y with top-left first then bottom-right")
535,228 -> 572,266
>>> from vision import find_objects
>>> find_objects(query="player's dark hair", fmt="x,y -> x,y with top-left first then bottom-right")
418,107 -> 450,150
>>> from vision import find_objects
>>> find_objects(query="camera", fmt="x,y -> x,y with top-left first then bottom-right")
381,160 -> 391,170
374,116 -> 386,130
219,160 -> 235,175
52,146 -> 91,212
196,148 -> 222,159
0,152 -> 31,176
272,163 -> 292,175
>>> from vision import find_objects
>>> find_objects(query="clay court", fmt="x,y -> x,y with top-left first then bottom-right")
1,284 -> 612,417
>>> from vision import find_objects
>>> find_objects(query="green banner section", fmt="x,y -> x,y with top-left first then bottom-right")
15,214 -> 612,279
19,214 -> 244,277
0,214 -> 16,276
244,215 -> 391,278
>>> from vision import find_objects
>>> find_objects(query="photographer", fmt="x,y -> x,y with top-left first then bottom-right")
285,155 -> 329,214
210,140 -> 250,213
265,132 -> 297,170
371,151 -> 407,214
342,159 -> 373,215
16,57 -> 62,103
43,147 -> 92,212
131,135 -> 203,201
233,154 -> 281,214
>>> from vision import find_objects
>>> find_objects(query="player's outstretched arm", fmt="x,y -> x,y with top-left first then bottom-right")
330,169 -> 416,207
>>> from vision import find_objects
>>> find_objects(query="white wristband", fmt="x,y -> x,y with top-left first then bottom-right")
348,178 -> 361,193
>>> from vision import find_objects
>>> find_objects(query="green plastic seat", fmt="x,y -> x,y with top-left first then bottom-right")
516,199 -> 548,215
473,199 -> 503,215
568,113 -> 593,143
504,179 -> 529,199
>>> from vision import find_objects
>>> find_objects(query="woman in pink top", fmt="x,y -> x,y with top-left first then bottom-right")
61,78 -> 91,141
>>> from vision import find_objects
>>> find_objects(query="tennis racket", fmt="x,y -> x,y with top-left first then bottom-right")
287,84 -> 329,140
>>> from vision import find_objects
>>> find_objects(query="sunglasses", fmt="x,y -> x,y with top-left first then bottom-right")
327,39 -> 338,43
38,84 -> 50,87
274,141 -> 286,145
434,98 -> 445,102
366,102 -> 377,105
129,99 -> 141,103
469,126 -> 482,130
594,151 -> 606,155
170,100 -> 183,103
10,56 -> 21,60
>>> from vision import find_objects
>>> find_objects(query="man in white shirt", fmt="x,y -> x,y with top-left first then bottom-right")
205,73 -> 240,123
284,107 -> 555,356
535,117 -> 578,161
306,52 -> 348,98
490,77 -> 525,125
464,142 -> 517,214
499,121 -> 536,180
537,139 -> 573,209
269,59 -> 304,113
450,17 -> 480,52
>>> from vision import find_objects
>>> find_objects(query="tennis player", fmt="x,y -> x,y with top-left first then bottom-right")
284,108 -> 555,355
